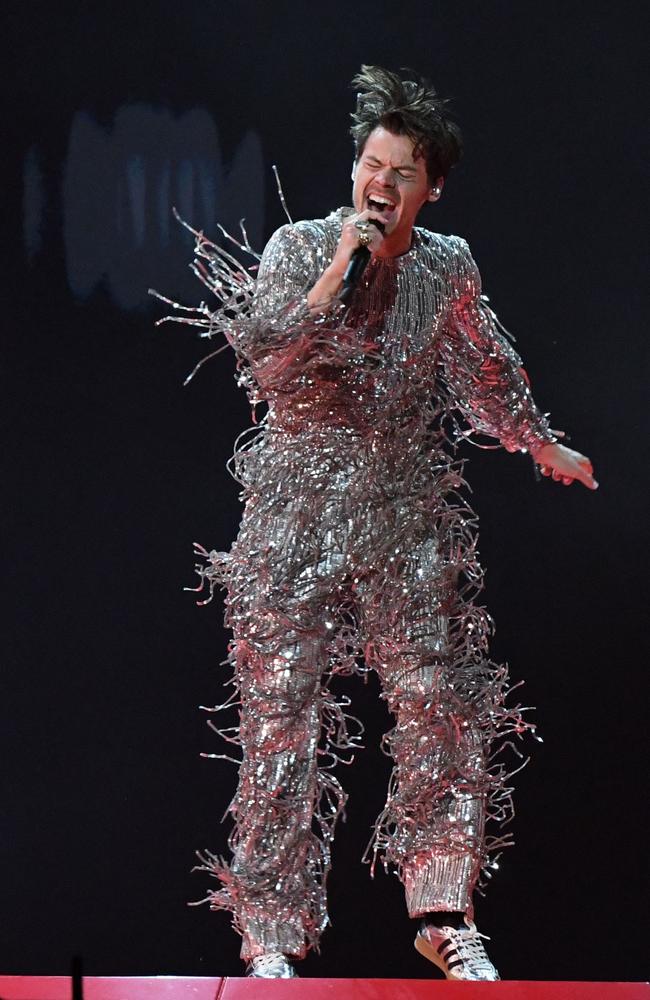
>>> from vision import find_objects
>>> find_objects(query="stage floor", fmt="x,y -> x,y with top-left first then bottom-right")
0,977 -> 648,999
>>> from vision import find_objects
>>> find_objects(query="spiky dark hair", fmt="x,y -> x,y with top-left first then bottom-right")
350,65 -> 463,181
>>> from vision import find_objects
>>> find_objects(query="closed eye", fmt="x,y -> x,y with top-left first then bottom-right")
365,159 -> 416,179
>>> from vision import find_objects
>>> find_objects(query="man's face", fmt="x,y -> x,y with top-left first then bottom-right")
352,126 -> 439,244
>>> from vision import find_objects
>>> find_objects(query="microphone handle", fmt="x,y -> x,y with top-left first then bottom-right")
339,218 -> 385,304
339,246 -> 371,303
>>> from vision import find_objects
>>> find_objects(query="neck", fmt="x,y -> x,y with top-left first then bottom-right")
375,226 -> 414,258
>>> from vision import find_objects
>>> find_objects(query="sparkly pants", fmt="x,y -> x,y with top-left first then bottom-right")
219,477 -> 488,960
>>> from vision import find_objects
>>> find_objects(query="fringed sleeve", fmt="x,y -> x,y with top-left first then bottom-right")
438,237 -> 557,456
234,222 -> 346,393
198,221 -> 379,398
230,222 -> 322,367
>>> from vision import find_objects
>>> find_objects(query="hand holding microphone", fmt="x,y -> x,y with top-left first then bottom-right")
339,212 -> 385,303
306,210 -> 385,311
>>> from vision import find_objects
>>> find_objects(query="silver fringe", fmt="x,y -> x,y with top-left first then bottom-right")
154,208 -> 553,958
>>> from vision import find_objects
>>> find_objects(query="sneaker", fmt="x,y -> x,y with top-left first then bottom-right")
246,952 -> 298,978
414,916 -> 500,981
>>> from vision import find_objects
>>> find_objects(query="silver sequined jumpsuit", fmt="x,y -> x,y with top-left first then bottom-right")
188,208 -> 556,960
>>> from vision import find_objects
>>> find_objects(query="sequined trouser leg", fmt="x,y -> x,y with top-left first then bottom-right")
209,483 -> 495,957
356,533 -> 487,918
227,614 -> 332,960
216,476 -> 360,961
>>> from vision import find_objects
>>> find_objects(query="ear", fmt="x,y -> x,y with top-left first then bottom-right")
427,177 -> 444,202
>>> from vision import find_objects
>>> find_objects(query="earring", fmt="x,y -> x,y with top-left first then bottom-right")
432,187 -> 440,196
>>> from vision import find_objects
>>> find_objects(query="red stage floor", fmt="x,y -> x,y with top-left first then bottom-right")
0,978 -> 648,999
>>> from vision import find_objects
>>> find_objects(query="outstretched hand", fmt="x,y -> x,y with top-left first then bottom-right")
533,440 -> 598,490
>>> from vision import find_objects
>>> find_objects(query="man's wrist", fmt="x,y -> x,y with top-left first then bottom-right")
324,260 -> 347,286
307,264 -> 346,310
530,440 -> 558,462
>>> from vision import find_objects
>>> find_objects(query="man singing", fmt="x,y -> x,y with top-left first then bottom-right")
174,64 -> 596,980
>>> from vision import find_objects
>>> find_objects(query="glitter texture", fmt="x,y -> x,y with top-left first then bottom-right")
155,208 -> 555,959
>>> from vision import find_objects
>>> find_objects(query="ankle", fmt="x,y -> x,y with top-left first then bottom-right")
421,910 -> 467,930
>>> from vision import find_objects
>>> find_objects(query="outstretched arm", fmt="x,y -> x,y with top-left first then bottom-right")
440,237 -> 597,490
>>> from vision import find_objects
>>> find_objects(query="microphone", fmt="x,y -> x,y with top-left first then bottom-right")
339,219 -> 385,304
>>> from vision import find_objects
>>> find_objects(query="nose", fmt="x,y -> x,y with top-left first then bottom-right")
376,167 -> 396,187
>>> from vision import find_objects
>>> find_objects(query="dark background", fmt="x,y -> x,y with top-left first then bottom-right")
4,0 -> 648,983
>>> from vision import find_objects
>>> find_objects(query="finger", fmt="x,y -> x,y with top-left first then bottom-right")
549,428 -> 566,438
578,470 -> 599,490
552,469 -> 562,481
561,460 -> 597,489
355,209 -> 388,230
348,213 -> 385,253
561,476 -> 573,486
344,213 -> 371,234
540,465 -> 551,476
344,218 -> 384,254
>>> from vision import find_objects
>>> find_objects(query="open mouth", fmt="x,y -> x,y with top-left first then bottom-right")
366,194 -> 397,216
